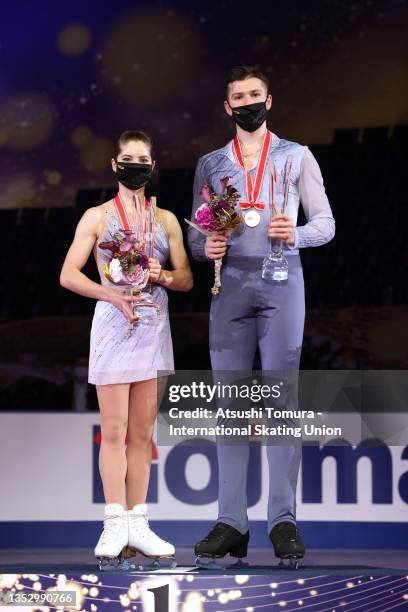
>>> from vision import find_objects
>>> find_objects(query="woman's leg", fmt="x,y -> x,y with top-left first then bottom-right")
126,377 -> 158,508
96,383 -> 130,508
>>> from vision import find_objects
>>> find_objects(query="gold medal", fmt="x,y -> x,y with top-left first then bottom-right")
244,210 -> 261,227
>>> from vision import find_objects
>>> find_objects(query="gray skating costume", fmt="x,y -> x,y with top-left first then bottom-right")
188,131 -> 335,534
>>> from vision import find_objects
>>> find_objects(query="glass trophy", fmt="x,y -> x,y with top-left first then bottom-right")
133,288 -> 158,325
128,195 -> 159,331
262,156 -> 293,283
262,242 -> 289,282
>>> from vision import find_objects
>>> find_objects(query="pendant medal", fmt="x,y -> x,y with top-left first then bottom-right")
244,210 -> 261,227
233,130 -> 273,231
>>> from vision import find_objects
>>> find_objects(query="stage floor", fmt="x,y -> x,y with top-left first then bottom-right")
1,548 -> 407,575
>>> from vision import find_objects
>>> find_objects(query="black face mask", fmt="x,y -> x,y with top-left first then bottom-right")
114,160 -> 153,190
231,101 -> 268,133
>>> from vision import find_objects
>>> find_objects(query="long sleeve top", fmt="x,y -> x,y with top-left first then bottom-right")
188,132 -> 335,261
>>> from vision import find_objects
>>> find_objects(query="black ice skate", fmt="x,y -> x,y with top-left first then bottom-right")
269,521 -> 305,570
194,522 -> 249,569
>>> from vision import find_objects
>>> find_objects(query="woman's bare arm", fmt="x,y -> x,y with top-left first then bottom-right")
59,207 -> 111,300
59,206 -> 139,322
156,210 -> 193,292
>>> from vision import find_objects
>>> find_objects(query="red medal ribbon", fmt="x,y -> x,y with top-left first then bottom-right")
114,193 -> 149,231
114,193 -> 157,257
239,202 -> 265,210
233,130 -> 272,211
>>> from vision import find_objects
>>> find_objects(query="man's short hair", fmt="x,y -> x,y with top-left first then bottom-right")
226,65 -> 269,99
116,130 -> 153,157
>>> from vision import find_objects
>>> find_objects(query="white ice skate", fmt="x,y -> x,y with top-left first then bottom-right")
125,503 -> 177,569
94,503 -> 129,571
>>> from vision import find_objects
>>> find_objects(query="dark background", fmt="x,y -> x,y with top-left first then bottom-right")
0,0 -> 407,410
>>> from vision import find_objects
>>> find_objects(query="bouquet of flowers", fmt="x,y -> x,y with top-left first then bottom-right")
99,229 -> 152,334
99,229 -> 150,289
185,177 -> 242,295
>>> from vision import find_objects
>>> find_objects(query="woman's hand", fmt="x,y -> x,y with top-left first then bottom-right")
108,290 -> 144,323
268,213 -> 295,244
205,232 -> 228,260
148,257 -> 162,283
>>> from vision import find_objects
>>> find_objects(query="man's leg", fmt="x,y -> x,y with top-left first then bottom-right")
209,268 -> 258,534
256,256 -> 305,533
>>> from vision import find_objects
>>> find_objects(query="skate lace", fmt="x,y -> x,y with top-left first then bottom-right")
129,512 -> 169,545
99,515 -> 123,545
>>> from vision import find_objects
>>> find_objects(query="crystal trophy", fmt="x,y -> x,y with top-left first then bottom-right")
262,156 -> 293,283
130,195 -> 159,327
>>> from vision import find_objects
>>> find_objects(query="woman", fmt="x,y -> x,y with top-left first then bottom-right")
60,130 -> 193,569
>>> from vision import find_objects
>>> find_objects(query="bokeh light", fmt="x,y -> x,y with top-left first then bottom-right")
101,9 -> 201,104
0,175 -> 37,209
235,575 -> 249,584
70,126 -> 93,148
79,136 -> 115,173
0,92 -> 55,151
181,591 -> 204,611
44,170 -> 62,186
0,574 -> 19,588
57,23 -> 92,57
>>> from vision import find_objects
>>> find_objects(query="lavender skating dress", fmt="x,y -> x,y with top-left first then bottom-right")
88,200 -> 174,385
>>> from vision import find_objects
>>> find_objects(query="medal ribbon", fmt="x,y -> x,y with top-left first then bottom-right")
114,193 -> 149,231
233,130 -> 272,210
114,193 -> 157,257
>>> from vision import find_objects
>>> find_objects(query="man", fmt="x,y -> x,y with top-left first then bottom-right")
188,65 -> 335,566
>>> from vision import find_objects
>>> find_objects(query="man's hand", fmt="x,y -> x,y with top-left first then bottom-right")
268,213 -> 295,245
205,233 -> 228,260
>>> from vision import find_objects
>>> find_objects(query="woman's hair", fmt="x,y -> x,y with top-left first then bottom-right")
116,130 -> 153,157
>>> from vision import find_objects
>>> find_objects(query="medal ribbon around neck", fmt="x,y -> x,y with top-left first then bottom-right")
232,129 -> 272,211
113,192 -> 149,231
114,193 -> 158,258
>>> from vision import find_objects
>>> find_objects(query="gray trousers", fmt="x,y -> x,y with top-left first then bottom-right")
209,254 -> 305,534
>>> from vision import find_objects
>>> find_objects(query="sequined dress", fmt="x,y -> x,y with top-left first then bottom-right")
88,199 -> 174,385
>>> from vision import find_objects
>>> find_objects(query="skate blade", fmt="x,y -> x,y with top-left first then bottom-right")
122,546 -> 177,570
195,555 -> 249,570
278,556 -> 302,570
195,555 -> 226,570
227,558 -> 250,569
96,555 -> 130,572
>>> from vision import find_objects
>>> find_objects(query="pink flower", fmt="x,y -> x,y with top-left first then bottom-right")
200,185 -> 211,203
195,203 -> 218,231
124,265 -> 147,286
119,241 -> 132,252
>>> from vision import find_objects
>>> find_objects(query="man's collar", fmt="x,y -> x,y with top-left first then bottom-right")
222,130 -> 281,168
